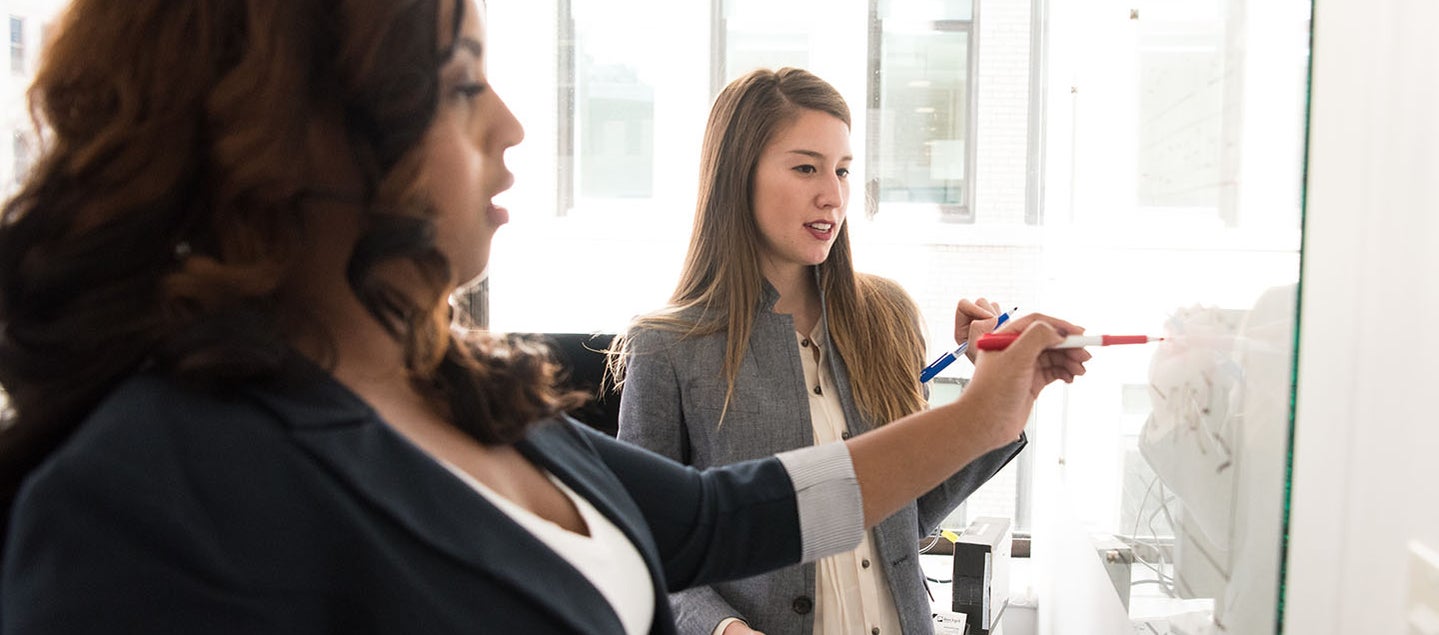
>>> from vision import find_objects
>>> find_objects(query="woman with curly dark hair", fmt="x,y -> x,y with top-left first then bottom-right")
0,1 -> 1087,632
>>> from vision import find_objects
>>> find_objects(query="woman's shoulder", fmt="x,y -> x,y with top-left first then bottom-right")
621,321 -> 679,354
623,308 -> 721,349
54,373 -> 307,470
855,272 -> 912,298
15,374 -> 293,516
854,273 -> 920,313
87,373 -> 246,427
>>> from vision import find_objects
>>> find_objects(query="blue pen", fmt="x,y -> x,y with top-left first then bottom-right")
919,306 -> 1018,383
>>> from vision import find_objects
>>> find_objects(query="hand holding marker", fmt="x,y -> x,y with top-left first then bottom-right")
919,306 -> 1018,383
975,332 -> 1164,351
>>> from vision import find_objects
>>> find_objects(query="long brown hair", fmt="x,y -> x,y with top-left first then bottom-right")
610,68 -> 926,427
0,0 -> 579,507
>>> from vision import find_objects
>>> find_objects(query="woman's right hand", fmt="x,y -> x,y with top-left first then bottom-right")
847,312 -> 1090,528
962,314 -> 1090,448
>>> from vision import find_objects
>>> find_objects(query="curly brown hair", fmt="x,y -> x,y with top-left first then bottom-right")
0,0 -> 580,507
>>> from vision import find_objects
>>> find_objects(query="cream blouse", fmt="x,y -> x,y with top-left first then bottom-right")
797,326 -> 905,635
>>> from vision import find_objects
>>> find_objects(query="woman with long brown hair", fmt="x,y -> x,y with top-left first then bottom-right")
0,2 -> 1086,633
609,68 -> 1027,635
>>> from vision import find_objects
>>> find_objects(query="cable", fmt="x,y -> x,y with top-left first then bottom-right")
919,532 -> 943,555
1125,475 -> 1178,598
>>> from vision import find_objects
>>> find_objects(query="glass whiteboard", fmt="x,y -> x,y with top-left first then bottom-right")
1033,1 -> 1310,633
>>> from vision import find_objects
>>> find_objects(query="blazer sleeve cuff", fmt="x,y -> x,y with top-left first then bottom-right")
774,441 -> 864,563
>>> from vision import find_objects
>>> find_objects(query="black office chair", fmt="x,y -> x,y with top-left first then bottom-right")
530,333 -> 621,437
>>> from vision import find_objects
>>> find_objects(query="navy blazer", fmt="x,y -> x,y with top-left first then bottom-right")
2,366 -> 810,634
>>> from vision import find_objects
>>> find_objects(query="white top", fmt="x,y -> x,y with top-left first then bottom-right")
438,460 -> 655,635
798,327 -> 905,635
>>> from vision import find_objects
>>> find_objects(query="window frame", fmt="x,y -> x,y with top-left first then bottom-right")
864,2 -> 980,223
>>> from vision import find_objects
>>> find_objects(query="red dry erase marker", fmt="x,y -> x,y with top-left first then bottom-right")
975,332 -> 1163,351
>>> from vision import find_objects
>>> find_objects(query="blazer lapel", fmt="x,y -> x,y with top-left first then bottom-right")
519,420 -> 683,632
517,421 -> 664,574
247,372 -> 625,635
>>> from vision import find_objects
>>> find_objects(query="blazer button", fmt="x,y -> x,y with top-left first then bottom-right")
812,385 -> 822,395
801,338 -> 811,347
862,558 -> 871,568
841,431 -> 851,440
791,596 -> 813,615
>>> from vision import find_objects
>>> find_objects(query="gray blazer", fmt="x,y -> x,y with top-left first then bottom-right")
619,282 -> 1026,635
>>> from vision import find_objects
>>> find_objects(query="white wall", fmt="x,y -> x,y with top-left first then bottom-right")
1285,0 -> 1439,633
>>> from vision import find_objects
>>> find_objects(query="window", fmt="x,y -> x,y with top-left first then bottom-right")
485,0 -> 1025,526
1135,12 -> 1226,221
559,0 -> 659,214
717,0 -> 818,84
10,16 -> 24,75
869,0 -> 976,222
487,0 -> 1307,552
485,0 -> 997,330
